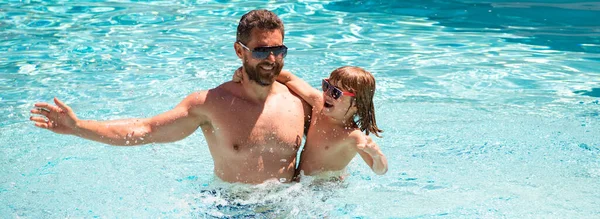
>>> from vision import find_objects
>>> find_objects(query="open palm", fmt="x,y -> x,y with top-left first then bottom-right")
30,98 -> 79,135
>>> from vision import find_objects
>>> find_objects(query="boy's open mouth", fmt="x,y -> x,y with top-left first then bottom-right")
324,101 -> 334,108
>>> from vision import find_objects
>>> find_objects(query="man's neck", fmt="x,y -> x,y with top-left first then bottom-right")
241,72 -> 277,103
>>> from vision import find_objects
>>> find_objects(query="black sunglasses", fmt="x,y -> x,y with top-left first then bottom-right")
238,42 -> 288,60
322,79 -> 355,100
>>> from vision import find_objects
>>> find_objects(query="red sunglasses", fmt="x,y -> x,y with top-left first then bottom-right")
322,79 -> 355,100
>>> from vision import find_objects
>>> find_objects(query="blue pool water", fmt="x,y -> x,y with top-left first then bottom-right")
1,0 -> 599,217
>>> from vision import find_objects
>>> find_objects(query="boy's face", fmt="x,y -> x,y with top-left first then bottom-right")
322,79 -> 357,119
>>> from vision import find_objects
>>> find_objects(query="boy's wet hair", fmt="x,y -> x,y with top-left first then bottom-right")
329,66 -> 383,137
236,10 -> 285,44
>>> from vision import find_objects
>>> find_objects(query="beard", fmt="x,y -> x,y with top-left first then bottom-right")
243,59 -> 284,87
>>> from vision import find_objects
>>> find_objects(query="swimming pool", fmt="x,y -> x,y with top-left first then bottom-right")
1,0 -> 599,217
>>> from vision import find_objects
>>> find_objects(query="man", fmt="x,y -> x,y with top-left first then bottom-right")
29,10 -> 310,184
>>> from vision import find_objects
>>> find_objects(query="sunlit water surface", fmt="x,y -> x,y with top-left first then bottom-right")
1,0 -> 599,218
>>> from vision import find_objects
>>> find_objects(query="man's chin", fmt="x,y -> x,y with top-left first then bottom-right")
259,69 -> 278,76
258,75 -> 278,86
250,78 -> 276,87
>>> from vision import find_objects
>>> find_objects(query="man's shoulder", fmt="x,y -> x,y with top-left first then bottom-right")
176,90 -> 207,111
188,82 -> 238,102
180,84 -> 228,106
216,81 -> 244,96
277,82 -> 307,103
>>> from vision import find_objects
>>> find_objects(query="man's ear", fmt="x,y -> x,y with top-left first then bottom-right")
234,42 -> 243,59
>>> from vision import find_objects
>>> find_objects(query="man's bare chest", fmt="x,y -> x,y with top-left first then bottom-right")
207,96 -> 305,151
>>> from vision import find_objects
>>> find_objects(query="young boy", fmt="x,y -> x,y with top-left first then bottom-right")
234,66 -> 388,179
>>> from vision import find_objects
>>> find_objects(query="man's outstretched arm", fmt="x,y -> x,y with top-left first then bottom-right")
30,93 -> 209,146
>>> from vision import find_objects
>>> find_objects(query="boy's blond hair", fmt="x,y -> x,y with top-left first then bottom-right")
329,66 -> 383,137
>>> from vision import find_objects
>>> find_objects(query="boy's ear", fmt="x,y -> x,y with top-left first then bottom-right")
349,98 -> 359,114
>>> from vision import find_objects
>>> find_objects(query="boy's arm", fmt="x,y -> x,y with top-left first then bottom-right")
354,133 -> 388,175
232,67 -> 321,106
276,70 -> 322,107
30,93 -> 209,146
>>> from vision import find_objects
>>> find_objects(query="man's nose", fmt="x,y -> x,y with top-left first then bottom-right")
266,52 -> 276,62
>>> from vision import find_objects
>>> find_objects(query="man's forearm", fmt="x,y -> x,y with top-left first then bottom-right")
74,119 -> 151,146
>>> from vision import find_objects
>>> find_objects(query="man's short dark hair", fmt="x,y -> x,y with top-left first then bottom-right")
236,10 -> 285,44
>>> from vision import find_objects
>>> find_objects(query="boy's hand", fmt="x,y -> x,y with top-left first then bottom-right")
232,67 -> 243,83
357,135 -> 382,157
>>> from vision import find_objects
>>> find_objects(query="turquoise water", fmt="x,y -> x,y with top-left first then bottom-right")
1,0 -> 599,217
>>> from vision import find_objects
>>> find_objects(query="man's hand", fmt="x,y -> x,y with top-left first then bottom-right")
30,97 -> 79,135
232,67 -> 243,83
